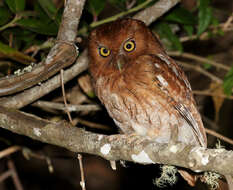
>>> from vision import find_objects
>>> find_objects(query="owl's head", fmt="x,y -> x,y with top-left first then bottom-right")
88,18 -> 164,79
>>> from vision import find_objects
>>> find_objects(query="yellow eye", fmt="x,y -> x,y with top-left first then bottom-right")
123,40 -> 135,52
99,47 -> 110,57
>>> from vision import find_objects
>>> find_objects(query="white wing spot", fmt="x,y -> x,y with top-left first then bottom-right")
154,63 -> 161,68
172,66 -> 179,77
157,54 -> 171,65
157,75 -> 168,87
100,144 -> 111,155
131,150 -> 154,164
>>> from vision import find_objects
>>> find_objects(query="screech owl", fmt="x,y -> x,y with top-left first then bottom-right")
88,18 -> 207,148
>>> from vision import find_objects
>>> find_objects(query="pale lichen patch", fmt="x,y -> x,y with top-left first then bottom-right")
98,135 -> 103,141
100,144 -> 111,155
154,165 -> 178,187
131,150 -> 154,164
169,145 -> 179,153
188,161 -> 195,168
190,147 -> 209,166
33,128 -> 41,137
14,63 -> 35,76
202,172 -> 221,190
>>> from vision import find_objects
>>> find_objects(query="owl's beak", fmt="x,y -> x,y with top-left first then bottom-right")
116,54 -> 126,72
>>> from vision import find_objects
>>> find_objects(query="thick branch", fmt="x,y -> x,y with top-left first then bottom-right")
134,0 -> 180,25
0,106 -> 232,176
57,0 -> 86,42
0,0 -> 86,97
0,50 -> 88,108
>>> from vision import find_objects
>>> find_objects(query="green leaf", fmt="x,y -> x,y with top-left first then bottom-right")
223,66 -> 233,96
2,28 -> 36,49
109,0 -> 126,6
183,25 -> 194,36
15,0 -> 25,12
5,0 -> 25,12
17,18 -> 58,35
157,22 -> 183,52
164,7 -> 196,25
88,0 -> 106,16
203,63 -> 212,69
0,7 -> 12,26
203,56 -> 213,69
136,0 -> 147,4
34,2 -> 50,20
38,0 -> 57,20
211,16 -> 219,27
54,8 -> 63,24
0,41 -> 35,64
5,0 -> 16,12
197,0 -> 213,36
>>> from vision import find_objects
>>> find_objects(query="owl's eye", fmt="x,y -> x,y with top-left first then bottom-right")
99,47 -> 110,57
123,40 -> 135,52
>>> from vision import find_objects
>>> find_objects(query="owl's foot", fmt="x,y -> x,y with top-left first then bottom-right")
108,134 -> 123,142
126,133 -> 147,145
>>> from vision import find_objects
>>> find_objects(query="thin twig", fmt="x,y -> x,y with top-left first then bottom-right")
205,128 -> 233,146
126,0 -> 137,10
60,69 -> 74,125
203,116 -> 233,146
73,118 -> 110,130
223,13 -> 233,30
22,148 -> 54,173
77,154 -> 86,190
90,0 -> 153,28
177,61 -> 223,83
180,22 -> 233,43
0,170 -> 12,182
0,14 -> 22,31
7,159 -> 24,190
168,51 -> 231,71
32,100 -> 101,112
0,146 -> 21,159
61,69 -> 86,190
193,90 -> 233,100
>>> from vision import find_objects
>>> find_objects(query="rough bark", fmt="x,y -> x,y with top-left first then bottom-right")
0,106 -> 232,176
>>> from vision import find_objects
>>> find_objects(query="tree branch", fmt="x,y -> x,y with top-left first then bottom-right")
134,0 -> 180,25
0,106 -> 232,176
0,50 -> 88,108
0,0 -> 86,97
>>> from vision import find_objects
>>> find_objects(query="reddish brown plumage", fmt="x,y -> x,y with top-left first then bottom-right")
88,18 -> 207,147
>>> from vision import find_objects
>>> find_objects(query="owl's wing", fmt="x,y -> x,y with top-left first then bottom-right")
174,103 -> 206,147
151,53 -> 207,147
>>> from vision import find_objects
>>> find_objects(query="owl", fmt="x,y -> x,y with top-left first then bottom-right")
88,18 -> 207,148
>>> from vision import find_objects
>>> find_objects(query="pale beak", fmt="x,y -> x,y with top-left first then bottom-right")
116,54 -> 126,72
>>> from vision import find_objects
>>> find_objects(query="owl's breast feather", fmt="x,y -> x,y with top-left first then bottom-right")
94,54 -> 206,147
